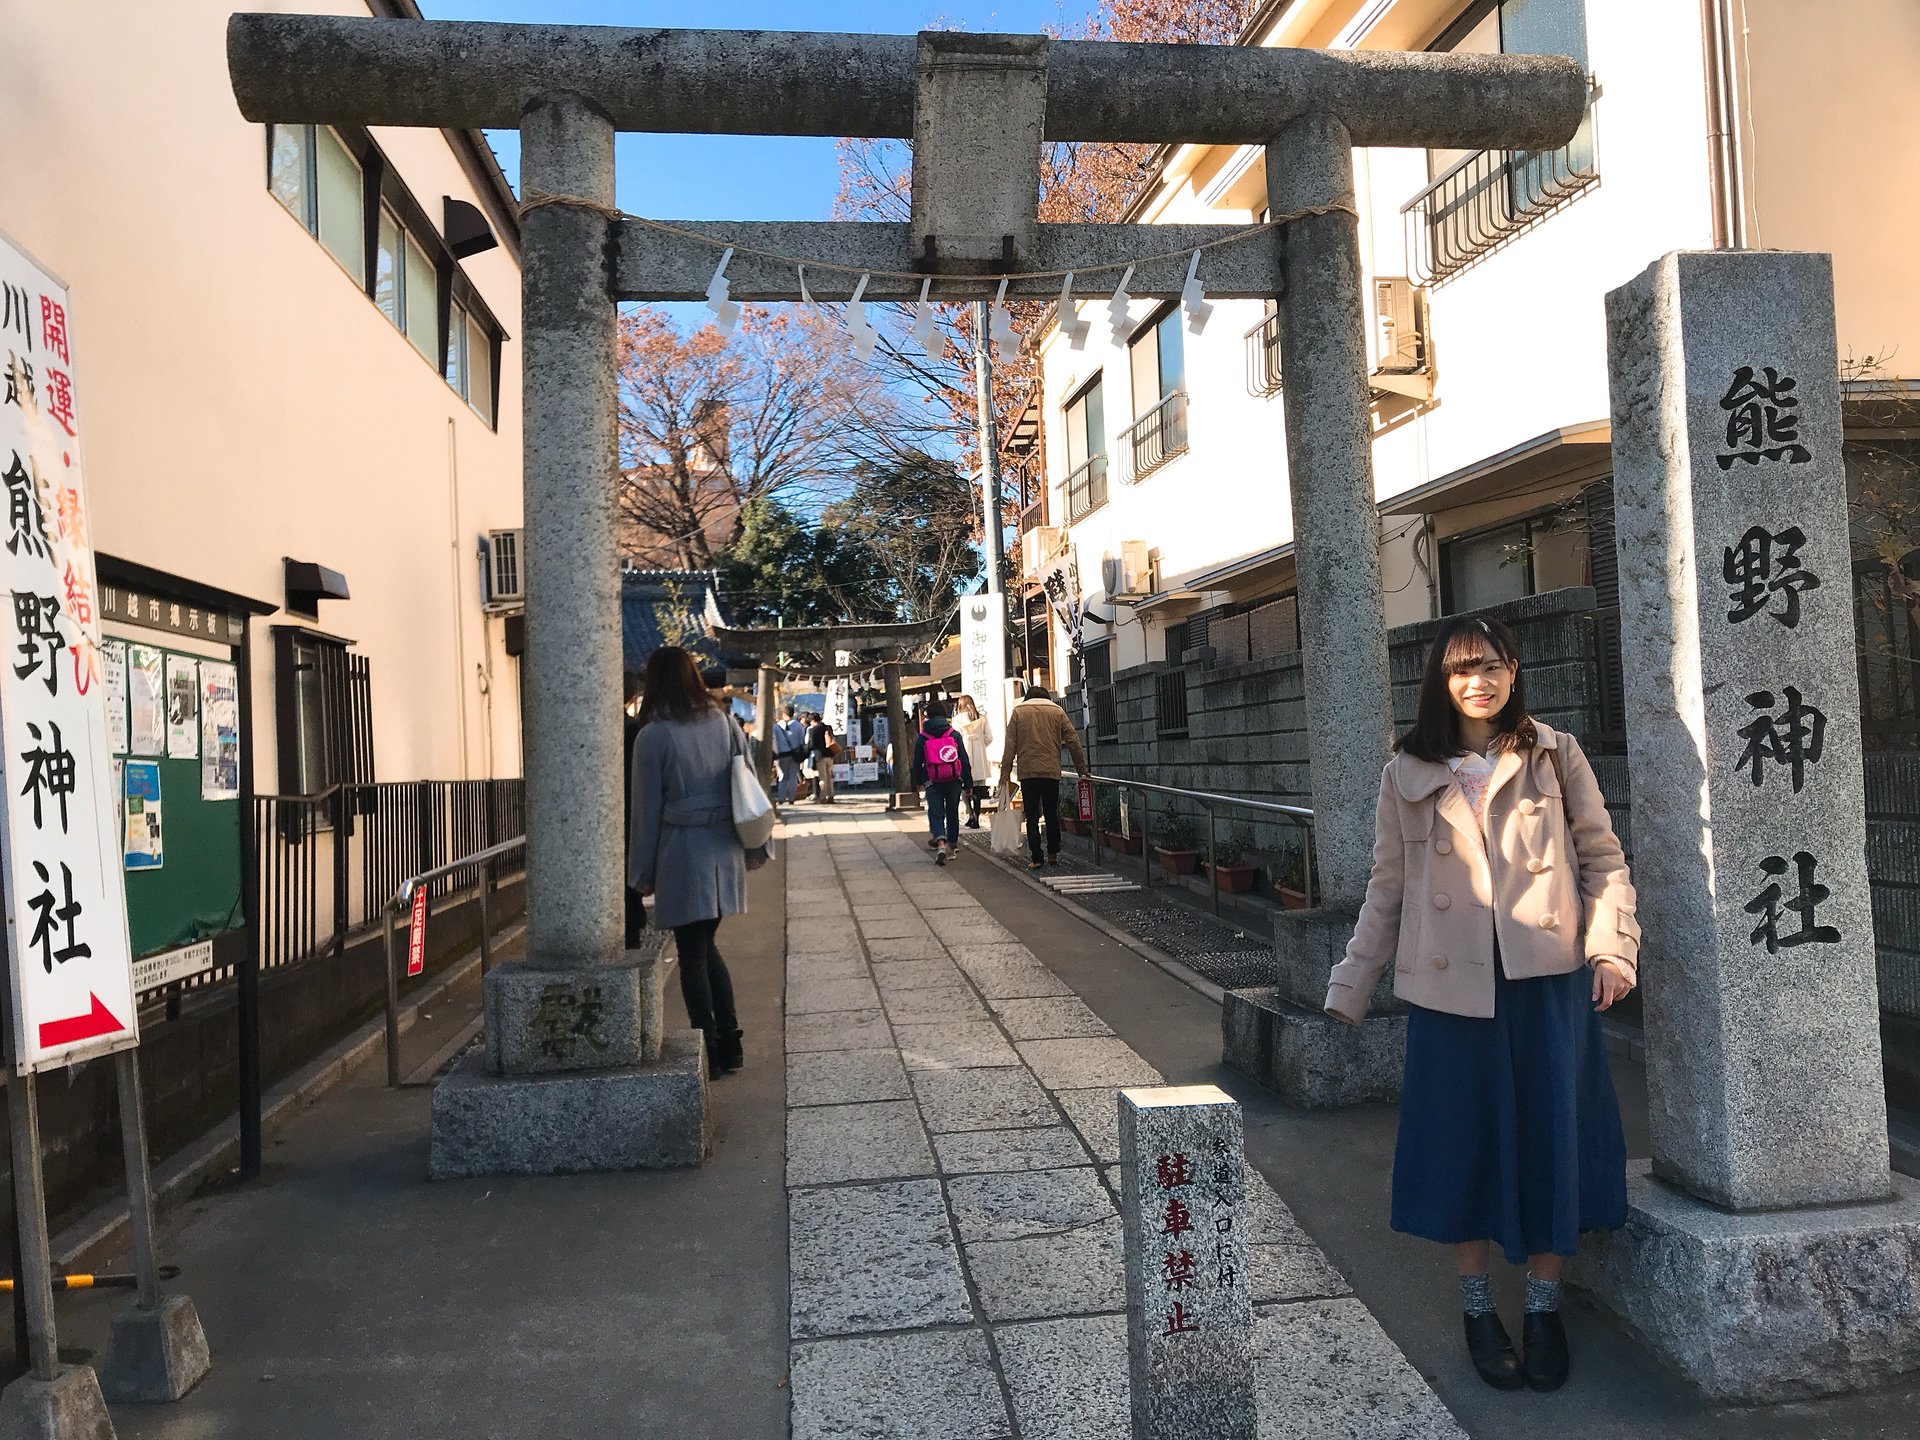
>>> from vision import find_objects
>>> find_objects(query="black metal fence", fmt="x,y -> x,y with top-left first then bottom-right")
254,778 -> 527,973
1403,121 -> 1599,285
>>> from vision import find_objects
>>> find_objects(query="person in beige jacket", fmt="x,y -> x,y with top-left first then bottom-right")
1325,615 -> 1637,1397
1000,684 -> 1088,869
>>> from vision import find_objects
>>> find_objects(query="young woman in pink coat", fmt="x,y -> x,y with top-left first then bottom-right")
1325,615 -> 1639,1394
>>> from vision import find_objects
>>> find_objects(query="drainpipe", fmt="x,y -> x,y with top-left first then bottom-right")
1701,0 -> 1748,249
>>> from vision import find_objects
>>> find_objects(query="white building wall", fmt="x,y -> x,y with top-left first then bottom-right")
0,0 -> 525,788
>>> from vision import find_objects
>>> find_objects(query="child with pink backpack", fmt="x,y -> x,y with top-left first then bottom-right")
911,702 -> 976,865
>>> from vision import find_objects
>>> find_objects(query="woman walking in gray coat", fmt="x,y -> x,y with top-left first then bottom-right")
628,647 -> 760,1077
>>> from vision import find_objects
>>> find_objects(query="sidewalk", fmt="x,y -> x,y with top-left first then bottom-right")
44,854 -> 791,1440
782,802 -> 1460,1438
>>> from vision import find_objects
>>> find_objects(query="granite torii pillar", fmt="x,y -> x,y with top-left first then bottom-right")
226,13 -> 1588,1170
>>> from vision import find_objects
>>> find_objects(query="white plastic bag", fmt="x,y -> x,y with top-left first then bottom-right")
990,782 -> 1023,857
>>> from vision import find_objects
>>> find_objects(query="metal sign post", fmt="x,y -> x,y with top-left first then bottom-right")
0,231 -> 208,1429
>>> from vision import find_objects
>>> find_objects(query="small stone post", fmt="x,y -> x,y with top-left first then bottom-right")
428,95 -> 706,1177
1220,116 -> 1404,1108
1118,1085 -> 1255,1440
1575,250 -> 1920,1400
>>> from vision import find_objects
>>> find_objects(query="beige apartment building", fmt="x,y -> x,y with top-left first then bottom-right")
1,0 -> 526,986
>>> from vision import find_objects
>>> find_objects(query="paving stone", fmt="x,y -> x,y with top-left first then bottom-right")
991,996 -> 1113,1041
1054,1089 -> 1121,1162
1250,1244 -> 1351,1304
787,1049 -> 912,1107
881,984 -> 989,1025
789,1180 -> 972,1338
866,935 -> 949,961
787,951 -> 870,984
946,1166 -> 1115,1243
957,961 -> 1074,1000
851,903 -> 923,922
787,1009 -> 893,1054
996,1314 -> 1130,1440
1245,1175 -> 1304,1243
790,1331 -> 1013,1440
787,1100 -> 936,1187
1017,1038 -> 1162,1090
1253,1299 -> 1466,1439
871,958 -> 967,994
914,888 -> 980,910
962,942 -> 1039,966
965,1216 -> 1129,1322
788,975 -> 883,1015
894,1022 -> 1021,1071
858,916 -> 936,941
932,1125 -> 1091,1176
911,1066 -> 1057,1133
930,916 -> 1017,945
789,918 -> 861,949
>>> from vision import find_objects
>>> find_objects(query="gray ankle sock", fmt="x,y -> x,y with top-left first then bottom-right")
1525,1273 -> 1561,1313
1460,1272 -> 1494,1317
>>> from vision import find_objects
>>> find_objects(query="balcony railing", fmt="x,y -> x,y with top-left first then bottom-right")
1245,310 -> 1283,397
1018,495 -> 1047,535
1121,391 -> 1189,483
1065,453 -> 1109,522
1403,124 -> 1598,285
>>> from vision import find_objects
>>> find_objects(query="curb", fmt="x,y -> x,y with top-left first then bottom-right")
53,924 -> 523,1272
934,825 -> 1229,1005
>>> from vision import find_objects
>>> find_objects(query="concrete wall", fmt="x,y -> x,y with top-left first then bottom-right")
0,0 -> 526,786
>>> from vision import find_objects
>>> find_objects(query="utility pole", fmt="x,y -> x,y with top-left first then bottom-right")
968,303 -> 1014,771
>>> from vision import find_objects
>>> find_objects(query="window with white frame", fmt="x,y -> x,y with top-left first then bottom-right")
1125,304 -> 1188,477
375,206 -> 439,363
446,299 -> 497,426
1063,375 -> 1107,521
269,124 -> 365,280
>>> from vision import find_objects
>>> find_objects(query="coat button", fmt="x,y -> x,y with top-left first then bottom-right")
1432,956 -> 1450,970
1527,858 -> 1547,874
1518,798 -> 1538,816
1433,894 -> 1451,910
1540,913 -> 1558,930
1434,839 -> 1452,856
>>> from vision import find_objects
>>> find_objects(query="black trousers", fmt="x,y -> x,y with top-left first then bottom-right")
673,917 -> 738,1039
1022,777 -> 1062,862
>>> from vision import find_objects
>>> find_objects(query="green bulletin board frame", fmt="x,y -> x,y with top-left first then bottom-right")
106,634 -> 245,957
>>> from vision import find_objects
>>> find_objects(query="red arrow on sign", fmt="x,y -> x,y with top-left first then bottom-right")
38,993 -> 126,1050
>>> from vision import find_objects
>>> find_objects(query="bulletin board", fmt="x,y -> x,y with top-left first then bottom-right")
104,629 -> 245,958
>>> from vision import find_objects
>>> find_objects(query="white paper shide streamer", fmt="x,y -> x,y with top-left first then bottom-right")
1180,250 -> 1213,335
1058,271 -> 1089,350
910,277 -> 943,359
988,278 -> 1019,366
845,273 -> 879,359
1107,263 -> 1135,348
704,246 -> 740,336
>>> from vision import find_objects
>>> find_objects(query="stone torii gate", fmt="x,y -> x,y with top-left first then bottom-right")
227,14 -> 1583,1174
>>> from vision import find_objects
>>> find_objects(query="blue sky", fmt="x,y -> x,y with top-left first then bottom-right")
420,1 -> 1085,217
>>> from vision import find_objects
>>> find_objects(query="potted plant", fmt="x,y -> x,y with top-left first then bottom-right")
1154,813 -> 1202,875
1271,834 -> 1312,910
1097,792 -> 1141,854
1213,826 -> 1258,892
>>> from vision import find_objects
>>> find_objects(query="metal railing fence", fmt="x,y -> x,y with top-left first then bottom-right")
1077,772 -> 1316,916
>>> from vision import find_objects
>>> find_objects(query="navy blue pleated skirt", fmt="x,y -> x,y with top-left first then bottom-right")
1391,958 -> 1627,1265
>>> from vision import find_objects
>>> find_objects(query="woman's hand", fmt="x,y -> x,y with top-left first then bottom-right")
746,853 -> 769,873
636,884 -> 654,899
1591,958 -> 1634,1011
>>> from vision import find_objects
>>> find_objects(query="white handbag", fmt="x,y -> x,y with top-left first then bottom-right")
989,781 -> 1023,856
730,724 -> 778,850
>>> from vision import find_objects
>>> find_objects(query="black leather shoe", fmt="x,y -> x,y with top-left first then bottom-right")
715,1029 -> 745,1073
1463,1312 -> 1525,1391
1522,1310 -> 1570,1392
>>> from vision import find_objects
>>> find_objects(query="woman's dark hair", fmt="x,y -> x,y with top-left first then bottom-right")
1395,614 -> 1536,761
636,646 -> 724,726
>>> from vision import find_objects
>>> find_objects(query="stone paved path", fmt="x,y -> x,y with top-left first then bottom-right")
785,805 -> 1465,1439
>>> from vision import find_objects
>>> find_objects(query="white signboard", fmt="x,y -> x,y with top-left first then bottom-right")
823,676 -> 850,742
132,938 -> 214,996
960,593 -> 1011,784
0,230 -> 139,1071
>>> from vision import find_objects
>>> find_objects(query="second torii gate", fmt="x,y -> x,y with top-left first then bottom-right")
227,13 -> 1584,1174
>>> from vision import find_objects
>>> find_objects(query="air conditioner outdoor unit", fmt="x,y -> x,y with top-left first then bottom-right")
484,527 -> 524,609
1372,276 -> 1428,374
1020,525 -> 1061,578
1101,540 -> 1152,600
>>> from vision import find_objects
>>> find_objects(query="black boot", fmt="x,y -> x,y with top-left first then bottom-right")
1463,1312 -> 1525,1391
1522,1311 -> 1569,1392
702,1030 -> 723,1080
715,1029 -> 745,1073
